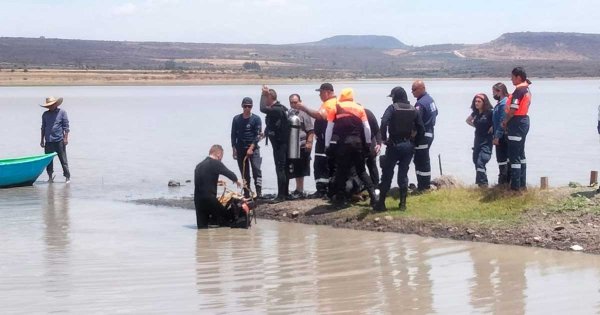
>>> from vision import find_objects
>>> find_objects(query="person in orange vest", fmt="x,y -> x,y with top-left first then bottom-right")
325,88 -> 378,208
501,67 -> 532,191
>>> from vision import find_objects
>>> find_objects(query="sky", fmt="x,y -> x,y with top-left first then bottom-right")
1,0 -> 600,46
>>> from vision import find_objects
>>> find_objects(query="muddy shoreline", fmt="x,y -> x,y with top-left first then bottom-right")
135,190 -> 600,255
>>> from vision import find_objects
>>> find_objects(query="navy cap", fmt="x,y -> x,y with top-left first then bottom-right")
315,83 -> 334,92
241,97 -> 253,105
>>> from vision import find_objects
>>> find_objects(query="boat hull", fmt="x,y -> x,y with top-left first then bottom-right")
0,153 -> 57,188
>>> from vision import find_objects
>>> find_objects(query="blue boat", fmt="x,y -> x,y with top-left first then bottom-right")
0,153 -> 57,188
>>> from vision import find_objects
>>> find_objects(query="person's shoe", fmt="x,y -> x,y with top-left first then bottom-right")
373,200 -> 387,212
399,188 -> 408,211
269,196 -> 286,204
308,191 -> 326,199
48,175 -> 55,183
65,177 -> 71,184
290,190 -> 306,199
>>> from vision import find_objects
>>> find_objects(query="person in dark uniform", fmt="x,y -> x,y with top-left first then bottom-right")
501,67 -> 532,191
375,86 -> 424,212
492,83 -> 510,185
290,83 -> 337,199
260,85 -> 290,202
194,145 -> 241,229
411,80 -> 438,192
231,97 -> 263,198
466,94 -> 494,187
325,88 -> 377,208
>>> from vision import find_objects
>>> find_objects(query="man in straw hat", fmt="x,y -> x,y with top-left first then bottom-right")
40,96 -> 70,183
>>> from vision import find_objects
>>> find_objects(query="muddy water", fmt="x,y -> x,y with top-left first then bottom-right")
1,186 -> 599,314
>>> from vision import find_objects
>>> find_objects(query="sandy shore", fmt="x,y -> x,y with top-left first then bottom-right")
135,187 -> 600,255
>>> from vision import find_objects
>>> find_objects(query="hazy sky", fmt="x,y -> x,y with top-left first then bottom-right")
2,0 -> 599,46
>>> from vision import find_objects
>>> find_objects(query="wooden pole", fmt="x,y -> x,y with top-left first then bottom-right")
590,171 -> 598,186
540,177 -> 548,190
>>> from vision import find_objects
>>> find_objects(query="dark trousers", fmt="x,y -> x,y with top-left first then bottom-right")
270,139 -> 289,197
473,136 -> 492,186
236,147 -> 262,197
379,141 -> 414,199
507,116 -> 530,190
495,136 -> 510,185
414,132 -> 433,190
366,153 -> 380,186
45,141 -> 70,179
195,195 -> 230,229
314,139 -> 329,193
333,139 -> 374,201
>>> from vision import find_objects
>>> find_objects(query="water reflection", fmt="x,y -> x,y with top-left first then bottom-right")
42,184 -> 71,301
193,222 -> 600,314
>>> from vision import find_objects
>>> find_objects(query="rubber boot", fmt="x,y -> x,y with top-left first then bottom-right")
399,188 -> 408,211
373,189 -> 387,212
255,185 -> 262,199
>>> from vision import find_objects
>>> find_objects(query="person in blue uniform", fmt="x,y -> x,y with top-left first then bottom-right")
466,93 -> 493,187
411,80 -> 438,191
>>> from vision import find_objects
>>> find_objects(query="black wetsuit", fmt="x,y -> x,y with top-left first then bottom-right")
194,157 -> 238,228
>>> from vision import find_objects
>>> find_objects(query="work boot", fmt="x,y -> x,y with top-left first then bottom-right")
368,188 -> 380,207
255,186 -> 262,199
399,188 -> 408,211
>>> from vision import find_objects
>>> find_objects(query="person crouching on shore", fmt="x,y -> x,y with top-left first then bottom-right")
194,145 -> 242,229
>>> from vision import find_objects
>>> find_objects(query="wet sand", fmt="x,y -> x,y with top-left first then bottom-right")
136,187 -> 600,255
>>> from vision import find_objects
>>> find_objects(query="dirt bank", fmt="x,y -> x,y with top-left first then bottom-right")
135,187 -> 600,255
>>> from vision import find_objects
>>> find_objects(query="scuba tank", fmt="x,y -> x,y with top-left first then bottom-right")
288,112 -> 302,159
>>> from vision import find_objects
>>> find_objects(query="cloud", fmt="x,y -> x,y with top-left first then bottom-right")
112,3 -> 138,16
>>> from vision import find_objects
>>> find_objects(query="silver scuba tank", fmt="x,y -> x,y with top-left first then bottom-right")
288,113 -> 302,159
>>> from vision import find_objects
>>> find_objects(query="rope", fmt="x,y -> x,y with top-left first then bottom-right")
241,154 -> 257,224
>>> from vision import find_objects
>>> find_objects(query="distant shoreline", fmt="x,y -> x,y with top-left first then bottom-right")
1,69 -> 599,87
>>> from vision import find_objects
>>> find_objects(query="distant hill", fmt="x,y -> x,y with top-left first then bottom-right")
305,35 -> 409,49
1,32 -> 600,78
459,32 -> 600,61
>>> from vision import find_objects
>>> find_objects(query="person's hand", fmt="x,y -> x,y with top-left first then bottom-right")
261,85 -> 269,95
501,120 -> 507,129
493,138 -> 499,146
374,143 -> 381,156
64,138 -> 69,146
235,180 -> 243,188
488,127 -> 493,134
246,147 -> 254,156
40,141 -> 45,148
291,101 -> 302,110
305,142 -> 313,152
232,148 -> 237,160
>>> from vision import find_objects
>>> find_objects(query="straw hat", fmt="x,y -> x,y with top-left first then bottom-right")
40,97 -> 63,107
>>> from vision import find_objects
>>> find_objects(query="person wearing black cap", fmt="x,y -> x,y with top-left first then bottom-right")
290,83 -> 338,198
231,97 -> 263,198
260,85 -> 291,202
375,86 -> 425,211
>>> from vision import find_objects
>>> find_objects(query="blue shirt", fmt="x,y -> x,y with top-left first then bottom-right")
492,97 -> 507,139
41,108 -> 70,142
231,113 -> 262,150
415,92 -> 438,132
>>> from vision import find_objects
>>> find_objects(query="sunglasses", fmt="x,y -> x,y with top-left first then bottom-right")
242,104 -> 253,108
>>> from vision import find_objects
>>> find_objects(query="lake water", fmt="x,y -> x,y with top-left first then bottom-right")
1,81 -> 600,313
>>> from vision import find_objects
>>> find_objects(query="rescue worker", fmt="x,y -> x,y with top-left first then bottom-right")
466,93 -> 493,187
411,80 -> 438,192
501,67 -> 532,191
492,83 -> 510,185
194,145 -> 242,229
290,83 -> 337,198
231,97 -> 262,198
287,93 -> 315,199
376,86 -> 424,211
325,88 -> 377,208
260,85 -> 290,202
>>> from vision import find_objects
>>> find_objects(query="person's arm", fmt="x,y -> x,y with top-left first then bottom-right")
414,110 -> 426,140
325,122 -> 334,147
231,117 -> 238,158
466,114 -> 475,127
360,109 -> 371,145
303,114 -> 315,152
306,131 -> 315,152
494,105 -> 507,139
218,160 -> 240,187
379,106 -> 392,143
60,110 -> 70,145
40,114 -> 45,148
293,101 -> 324,120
